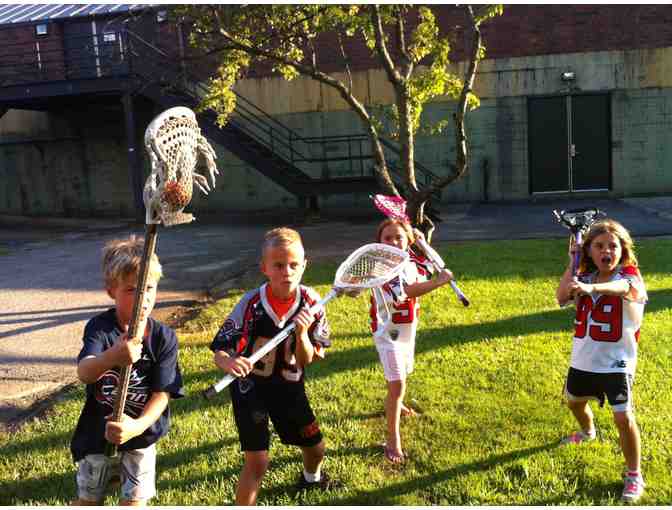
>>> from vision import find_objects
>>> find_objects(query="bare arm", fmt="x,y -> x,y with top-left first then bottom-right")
293,307 -> 316,367
77,333 -> 143,384
556,265 -> 575,306
105,391 -> 170,445
405,269 -> 453,299
213,349 -> 253,377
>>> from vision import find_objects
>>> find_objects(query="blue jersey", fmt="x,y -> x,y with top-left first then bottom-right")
70,308 -> 184,461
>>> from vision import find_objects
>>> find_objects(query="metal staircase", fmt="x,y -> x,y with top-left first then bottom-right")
124,30 -> 442,211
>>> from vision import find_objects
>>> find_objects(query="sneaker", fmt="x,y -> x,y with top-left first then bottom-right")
561,430 -> 596,445
622,474 -> 645,503
296,471 -> 341,491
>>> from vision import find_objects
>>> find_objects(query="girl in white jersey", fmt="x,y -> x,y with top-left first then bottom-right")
371,219 -> 453,464
556,219 -> 648,503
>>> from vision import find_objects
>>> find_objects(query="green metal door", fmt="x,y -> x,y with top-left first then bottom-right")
528,94 -> 611,193
528,96 -> 569,193
571,94 -> 611,190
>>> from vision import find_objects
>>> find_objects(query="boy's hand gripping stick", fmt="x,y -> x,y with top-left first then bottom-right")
552,208 -> 604,277
105,107 -> 219,458
372,194 -> 470,307
203,243 -> 410,399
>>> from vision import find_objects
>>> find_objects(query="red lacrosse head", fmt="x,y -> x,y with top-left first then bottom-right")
372,194 -> 410,223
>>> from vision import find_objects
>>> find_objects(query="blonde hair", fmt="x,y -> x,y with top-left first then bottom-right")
579,219 -> 638,273
102,235 -> 163,288
376,218 -> 415,244
262,227 -> 304,258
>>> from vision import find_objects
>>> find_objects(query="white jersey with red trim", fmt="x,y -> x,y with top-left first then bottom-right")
369,251 -> 432,349
570,265 -> 647,375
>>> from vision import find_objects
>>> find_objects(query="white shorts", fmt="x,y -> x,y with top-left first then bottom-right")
75,444 -> 156,503
376,343 -> 414,382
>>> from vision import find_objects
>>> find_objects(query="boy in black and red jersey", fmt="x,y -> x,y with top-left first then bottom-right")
556,219 -> 648,503
210,227 -> 335,505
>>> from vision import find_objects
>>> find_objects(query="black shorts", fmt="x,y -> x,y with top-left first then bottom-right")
565,367 -> 634,411
230,377 -> 323,451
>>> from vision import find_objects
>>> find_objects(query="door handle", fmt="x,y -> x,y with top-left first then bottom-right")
570,144 -> 578,157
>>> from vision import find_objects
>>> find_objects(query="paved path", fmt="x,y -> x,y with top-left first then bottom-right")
0,196 -> 670,426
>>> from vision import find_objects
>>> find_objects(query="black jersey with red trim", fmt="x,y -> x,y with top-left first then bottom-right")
210,283 -> 330,384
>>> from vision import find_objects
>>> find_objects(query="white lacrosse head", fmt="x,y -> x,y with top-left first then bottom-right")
143,106 -> 219,225
333,243 -> 409,291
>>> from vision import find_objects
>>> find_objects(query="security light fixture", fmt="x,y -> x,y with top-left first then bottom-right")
561,71 -> 576,82
35,23 -> 48,36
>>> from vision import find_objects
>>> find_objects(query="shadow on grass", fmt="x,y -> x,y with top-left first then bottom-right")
323,442 -> 558,505
529,478 -> 623,505
0,468 -> 73,505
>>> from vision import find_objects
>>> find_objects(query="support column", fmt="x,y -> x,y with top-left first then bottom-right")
122,92 -> 144,222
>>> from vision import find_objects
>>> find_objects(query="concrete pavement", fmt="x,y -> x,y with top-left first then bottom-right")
0,195 -> 670,427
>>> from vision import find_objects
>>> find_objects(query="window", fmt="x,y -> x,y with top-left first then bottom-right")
35,23 -> 48,36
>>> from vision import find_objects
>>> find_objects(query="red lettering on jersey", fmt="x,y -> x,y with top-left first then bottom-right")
392,297 -> 416,324
369,295 -> 378,333
301,421 -> 321,438
574,295 -> 623,342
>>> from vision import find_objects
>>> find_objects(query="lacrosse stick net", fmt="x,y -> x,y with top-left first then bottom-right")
203,243 -> 409,398
106,107 -> 219,458
372,194 -> 470,307
143,106 -> 218,226
553,207 -> 605,276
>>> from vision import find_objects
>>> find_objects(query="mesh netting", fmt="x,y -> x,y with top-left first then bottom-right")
337,246 -> 408,287
373,194 -> 409,223
143,107 -> 218,225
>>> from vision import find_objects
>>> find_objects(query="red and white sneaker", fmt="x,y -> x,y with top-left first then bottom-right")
560,430 -> 596,445
621,473 -> 645,503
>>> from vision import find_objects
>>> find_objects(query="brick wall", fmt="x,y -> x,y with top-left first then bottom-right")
239,5 -> 672,79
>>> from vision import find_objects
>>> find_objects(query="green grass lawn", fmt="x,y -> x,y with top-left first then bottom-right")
1,238 -> 671,505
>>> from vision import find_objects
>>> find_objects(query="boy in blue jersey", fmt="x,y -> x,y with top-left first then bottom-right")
70,236 -> 184,505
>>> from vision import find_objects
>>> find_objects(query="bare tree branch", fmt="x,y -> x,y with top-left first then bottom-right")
215,26 -> 399,195
371,5 -> 402,85
428,5 -> 481,192
337,33 -> 353,93
394,6 -> 413,80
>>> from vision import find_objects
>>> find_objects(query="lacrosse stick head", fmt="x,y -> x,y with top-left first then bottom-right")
553,208 -> 605,237
372,194 -> 410,223
333,243 -> 409,295
143,106 -> 219,226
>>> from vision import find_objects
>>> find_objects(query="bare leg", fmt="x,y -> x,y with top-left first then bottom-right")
300,440 -> 325,475
120,499 -> 146,506
614,411 -> 641,472
384,379 -> 405,462
568,399 -> 595,434
236,450 -> 269,506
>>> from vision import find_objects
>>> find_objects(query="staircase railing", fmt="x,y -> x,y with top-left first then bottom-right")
124,29 -> 440,195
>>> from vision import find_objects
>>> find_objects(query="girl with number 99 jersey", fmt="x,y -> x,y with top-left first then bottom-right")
556,219 -> 648,503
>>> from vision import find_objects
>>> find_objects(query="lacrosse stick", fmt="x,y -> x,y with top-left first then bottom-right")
105,106 -> 219,458
202,242 -> 409,399
372,194 -> 470,307
552,208 -> 604,277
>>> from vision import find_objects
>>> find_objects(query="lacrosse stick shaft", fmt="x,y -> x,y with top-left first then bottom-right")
415,237 -> 470,307
203,289 -> 339,399
105,224 -> 158,458
572,231 -> 583,277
